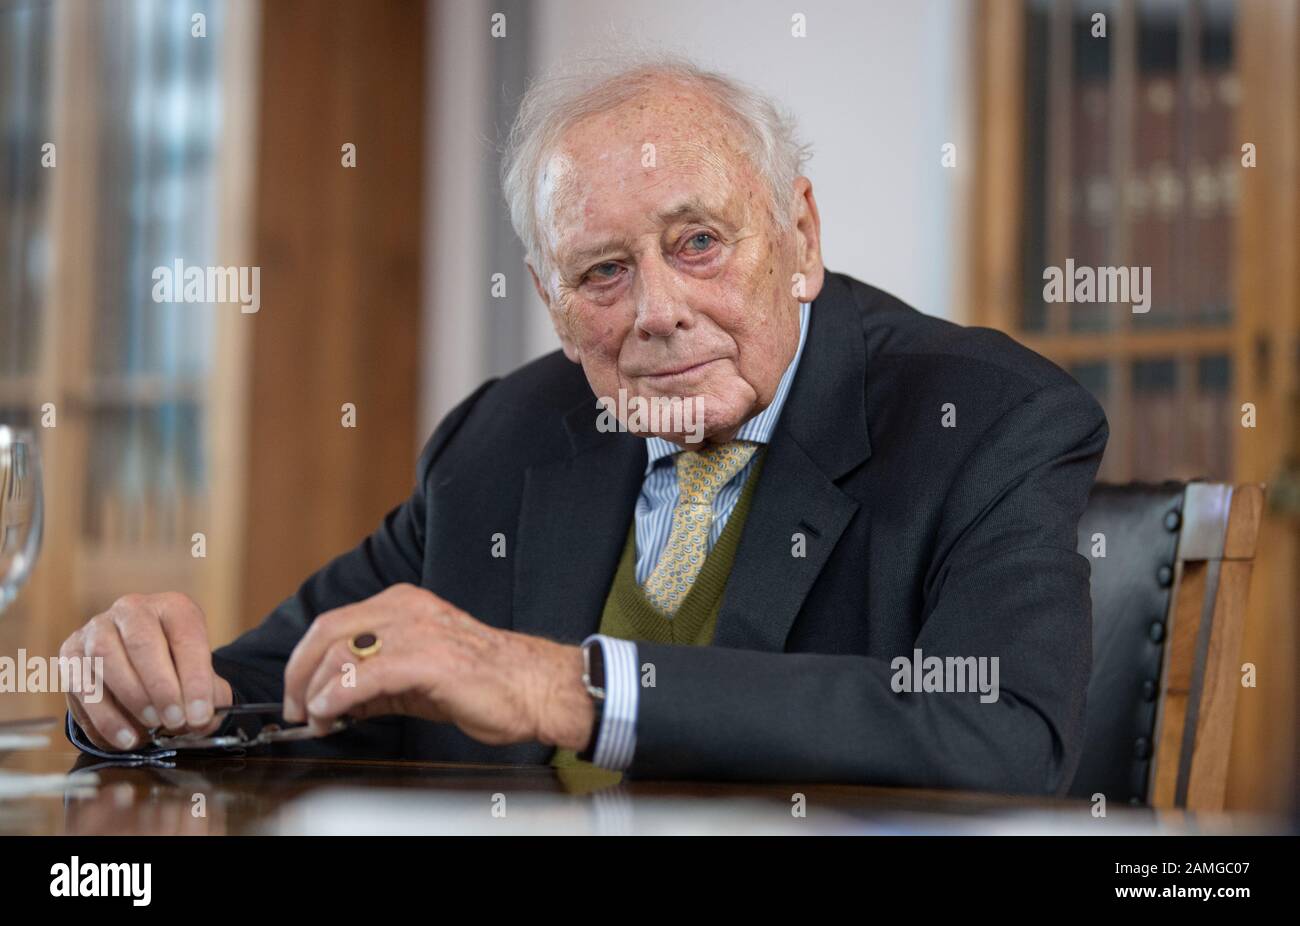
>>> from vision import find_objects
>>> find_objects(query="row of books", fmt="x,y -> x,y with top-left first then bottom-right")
1079,356 -> 1235,484
1063,68 -> 1237,333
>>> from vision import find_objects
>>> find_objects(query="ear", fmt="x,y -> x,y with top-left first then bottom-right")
791,176 -> 825,302
528,262 -> 582,364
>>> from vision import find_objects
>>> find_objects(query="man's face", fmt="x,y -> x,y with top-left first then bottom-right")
530,81 -> 824,446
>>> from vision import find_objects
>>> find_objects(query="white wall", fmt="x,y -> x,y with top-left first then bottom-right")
422,0 -> 973,434
422,0 -> 493,434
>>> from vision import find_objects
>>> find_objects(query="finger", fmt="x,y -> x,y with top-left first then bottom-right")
213,673 -> 233,709
78,626 -> 152,748
149,594 -> 217,728
283,604 -> 383,721
61,630 -> 120,751
184,676 -> 235,738
301,638 -> 359,722
201,674 -> 234,734
304,651 -> 421,726
75,683 -> 148,753
66,692 -> 120,753
92,610 -> 175,731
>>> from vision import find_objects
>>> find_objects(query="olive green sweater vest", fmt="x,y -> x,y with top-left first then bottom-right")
552,451 -> 766,774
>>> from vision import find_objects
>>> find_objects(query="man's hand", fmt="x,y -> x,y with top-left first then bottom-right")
59,592 -> 233,752
281,583 -> 594,752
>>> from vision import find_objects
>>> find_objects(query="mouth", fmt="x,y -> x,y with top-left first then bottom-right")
639,358 -> 722,381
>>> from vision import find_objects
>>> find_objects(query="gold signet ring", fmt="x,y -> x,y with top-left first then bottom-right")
348,632 -> 382,659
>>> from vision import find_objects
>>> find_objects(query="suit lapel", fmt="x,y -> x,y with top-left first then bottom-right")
511,402 -> 647,644
711,439 -> 864,651
713,274 -> 874,652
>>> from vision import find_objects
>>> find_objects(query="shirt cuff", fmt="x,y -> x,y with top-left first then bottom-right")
582,634 -> 638,771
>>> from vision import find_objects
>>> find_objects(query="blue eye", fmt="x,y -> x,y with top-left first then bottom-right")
686,233 -> 715,252
587,262 -> 621,281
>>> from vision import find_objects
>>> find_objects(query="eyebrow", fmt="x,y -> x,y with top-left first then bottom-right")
558,196 -> 728,270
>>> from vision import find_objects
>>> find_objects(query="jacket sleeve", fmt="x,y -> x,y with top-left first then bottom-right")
206,381 -> 498,748
624,381 -> 1109,795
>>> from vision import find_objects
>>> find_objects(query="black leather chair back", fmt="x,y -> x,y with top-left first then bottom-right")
1068,481 -> 1187,805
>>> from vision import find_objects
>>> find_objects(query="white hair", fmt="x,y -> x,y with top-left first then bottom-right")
500,52 -> 811,287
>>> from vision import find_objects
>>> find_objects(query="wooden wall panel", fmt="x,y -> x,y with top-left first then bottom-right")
240,0 -> 424,629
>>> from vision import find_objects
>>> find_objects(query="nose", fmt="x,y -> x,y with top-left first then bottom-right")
633,257 -> 691,339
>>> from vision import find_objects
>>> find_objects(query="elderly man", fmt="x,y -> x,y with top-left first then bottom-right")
63,57 -> 1107,794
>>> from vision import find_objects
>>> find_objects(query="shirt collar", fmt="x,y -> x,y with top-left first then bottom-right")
644,301 -> 811,471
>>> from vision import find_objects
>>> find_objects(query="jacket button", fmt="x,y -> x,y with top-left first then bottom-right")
1142,679 -> 1157,701
1149,621 -> 1166,643
1157,564 -> 1173,587
1134,737 -> 1151,759
1164,510 -> 1181,532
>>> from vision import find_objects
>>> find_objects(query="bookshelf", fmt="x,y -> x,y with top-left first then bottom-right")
975,0 -> 1241,484
968,0 -> 1299,812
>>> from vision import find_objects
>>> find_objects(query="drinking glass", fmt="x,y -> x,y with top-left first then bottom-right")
0,426 -> 43,617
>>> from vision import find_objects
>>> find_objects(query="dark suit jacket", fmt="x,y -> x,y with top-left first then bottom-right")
207,270 -> 1109,794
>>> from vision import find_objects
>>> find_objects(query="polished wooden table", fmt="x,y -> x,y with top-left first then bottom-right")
0,741 -> 1277,836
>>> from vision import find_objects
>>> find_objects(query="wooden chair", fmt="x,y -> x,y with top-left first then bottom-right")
1068,481 -> 1265,811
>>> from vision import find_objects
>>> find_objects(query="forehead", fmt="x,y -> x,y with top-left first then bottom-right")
564,81 -> 746,154
541,84 -> 764,255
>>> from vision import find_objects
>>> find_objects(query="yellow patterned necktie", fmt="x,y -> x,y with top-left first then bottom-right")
641,440 -> 760,615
